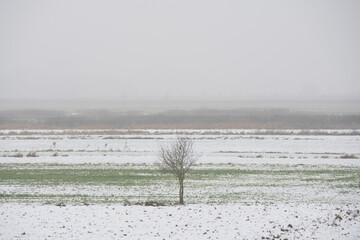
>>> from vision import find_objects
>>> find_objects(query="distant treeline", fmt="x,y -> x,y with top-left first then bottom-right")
0,108 -> 359,129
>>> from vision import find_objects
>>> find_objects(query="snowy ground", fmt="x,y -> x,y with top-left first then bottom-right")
1,129 -> 359,239
1,203 -> 359,240
1,129 -> 359,165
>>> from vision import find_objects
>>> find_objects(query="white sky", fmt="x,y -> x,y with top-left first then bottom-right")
0,0 -> 359,101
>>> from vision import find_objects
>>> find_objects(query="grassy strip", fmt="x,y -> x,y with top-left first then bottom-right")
1,164 -> 359,204
1,167 -> 358,184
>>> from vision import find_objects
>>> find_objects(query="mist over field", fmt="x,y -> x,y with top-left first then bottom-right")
1,1 -> 359,130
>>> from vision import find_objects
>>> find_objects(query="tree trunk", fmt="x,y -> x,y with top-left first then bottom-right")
179,178 -> 184,205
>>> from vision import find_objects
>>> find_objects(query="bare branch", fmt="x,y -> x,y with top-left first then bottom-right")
156,136 -> 199,204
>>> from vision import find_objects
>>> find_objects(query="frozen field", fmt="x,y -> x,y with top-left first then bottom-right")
1,203 -> 359,240
1,129 -> 360,239
1,129 -> 360,165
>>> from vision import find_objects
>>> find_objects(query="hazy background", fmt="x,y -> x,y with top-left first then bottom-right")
1,0 -> 359,103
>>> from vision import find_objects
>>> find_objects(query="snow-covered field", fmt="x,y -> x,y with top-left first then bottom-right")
1,129 -> 359,239
1,129 -> 359,165
1,204 -> 359,240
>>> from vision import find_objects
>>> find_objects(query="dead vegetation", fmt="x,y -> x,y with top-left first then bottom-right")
11,152 -> 24,158
339,154 -> 358,159
1,129 -> 360,136
26,152 -> 38,157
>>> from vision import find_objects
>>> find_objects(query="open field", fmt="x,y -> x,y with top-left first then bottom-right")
1,129 -> 360,239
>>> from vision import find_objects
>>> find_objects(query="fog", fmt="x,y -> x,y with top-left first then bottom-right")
0,0 -> 359,102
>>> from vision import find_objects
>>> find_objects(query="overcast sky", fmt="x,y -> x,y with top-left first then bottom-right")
0,0 -> 359,102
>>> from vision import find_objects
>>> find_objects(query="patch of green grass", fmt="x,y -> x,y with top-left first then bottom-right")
0,168 -> 173,186
1,164 -> 359,204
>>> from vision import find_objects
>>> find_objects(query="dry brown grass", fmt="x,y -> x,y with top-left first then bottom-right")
11,152 -> 23,158
339,154 -> 358,159
26,152 -> 38,157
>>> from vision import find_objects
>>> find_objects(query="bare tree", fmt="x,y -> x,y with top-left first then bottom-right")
157,137 -> 199,205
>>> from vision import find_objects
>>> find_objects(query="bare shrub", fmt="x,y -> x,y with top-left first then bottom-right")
339,154 -> 358,159
12,152 -> 23,158
156,137 -> 199,205
26,152 -> 38,157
